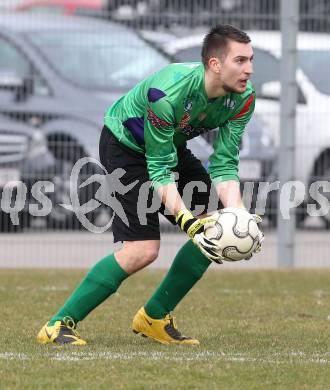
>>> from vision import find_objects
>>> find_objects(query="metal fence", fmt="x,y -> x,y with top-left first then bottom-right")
0,0 -> 330,267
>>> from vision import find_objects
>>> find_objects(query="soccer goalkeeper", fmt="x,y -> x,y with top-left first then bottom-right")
37,24 -> 263,346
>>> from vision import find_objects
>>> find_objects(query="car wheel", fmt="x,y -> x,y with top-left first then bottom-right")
46,158 -> 101,230
46,159 -> 74,229
0,211 -> 24,232
310,163 -> 330,229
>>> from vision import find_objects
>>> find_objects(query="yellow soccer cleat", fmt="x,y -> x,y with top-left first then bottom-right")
132,307 -> 200,346
37,316 -> 87,346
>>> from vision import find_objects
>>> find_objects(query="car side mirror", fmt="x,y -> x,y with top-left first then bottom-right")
0,72 -> 33,102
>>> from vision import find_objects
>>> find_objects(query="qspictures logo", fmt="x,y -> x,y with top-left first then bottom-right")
1,157 -> 330,232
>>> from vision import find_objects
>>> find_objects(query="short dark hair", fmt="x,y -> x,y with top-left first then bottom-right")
201,24 -> 251,67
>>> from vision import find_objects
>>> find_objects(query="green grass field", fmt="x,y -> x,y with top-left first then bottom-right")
1,269 -> 330,389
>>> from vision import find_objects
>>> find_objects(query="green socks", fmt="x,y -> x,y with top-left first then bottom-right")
49,242 -> 211,325
144,240 -> 211,319
49,254 -> 128,325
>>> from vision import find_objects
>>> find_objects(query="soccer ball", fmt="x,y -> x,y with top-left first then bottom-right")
204,207 -> 261,262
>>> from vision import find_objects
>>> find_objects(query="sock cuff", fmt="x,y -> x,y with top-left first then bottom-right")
89,254 -> 128,290
108,254 -> 129,281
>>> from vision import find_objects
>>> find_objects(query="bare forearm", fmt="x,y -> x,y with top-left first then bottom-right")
156,183 -> 186,217
215,180 -> 245,209
156,180 -> 244,218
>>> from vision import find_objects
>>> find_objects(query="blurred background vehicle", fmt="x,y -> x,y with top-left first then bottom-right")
0,115 -> 51,231
3,0 -> 330,32
12,0 -> 106,17
0,115 -> 26,232
0,13 -> 214,230
103,0 -> 330,33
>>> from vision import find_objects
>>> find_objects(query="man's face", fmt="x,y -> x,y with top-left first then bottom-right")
218,40 -> 254,93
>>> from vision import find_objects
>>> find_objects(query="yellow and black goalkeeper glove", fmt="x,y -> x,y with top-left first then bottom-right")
175,210 -> 224,263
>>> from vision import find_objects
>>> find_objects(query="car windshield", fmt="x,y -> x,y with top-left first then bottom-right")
173,46 -> 200,62
298,50 -> 330,95
252,48 -> 330,97
26,30 -> 169,90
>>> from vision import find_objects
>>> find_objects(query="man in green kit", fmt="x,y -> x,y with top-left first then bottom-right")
37,24 -> 263,346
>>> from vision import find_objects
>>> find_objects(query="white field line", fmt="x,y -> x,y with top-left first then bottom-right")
218,289 -> 253,295
1,351 -> 330,364
39,286 -> 69,292
0,352 -> 29,360
6,286 -> 70,292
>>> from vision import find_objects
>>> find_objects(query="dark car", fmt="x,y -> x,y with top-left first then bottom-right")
0,115 -> 27,232
0,115 -> 55,231
0,13 -> 214,229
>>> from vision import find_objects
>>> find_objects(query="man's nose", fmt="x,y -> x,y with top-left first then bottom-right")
245,61 -> 253,75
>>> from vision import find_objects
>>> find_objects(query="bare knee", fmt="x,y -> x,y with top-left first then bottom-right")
133,242 -> 159,264
115,240 -> 160,274
144,246 -> 159,264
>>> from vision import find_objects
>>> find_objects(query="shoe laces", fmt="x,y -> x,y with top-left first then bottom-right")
164,315 -> 185,340
62,316 -> 81,338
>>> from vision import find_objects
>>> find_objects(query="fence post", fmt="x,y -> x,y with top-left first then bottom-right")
278,0 -> 299,267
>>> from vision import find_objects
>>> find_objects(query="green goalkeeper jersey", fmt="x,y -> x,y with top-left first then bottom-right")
104,62 -> 255,189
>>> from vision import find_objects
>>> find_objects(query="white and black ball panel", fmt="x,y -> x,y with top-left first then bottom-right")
204,208 -> 260,261
204,221 -> 223,241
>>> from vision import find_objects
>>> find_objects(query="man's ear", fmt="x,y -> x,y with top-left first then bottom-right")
208,57 -> 222,74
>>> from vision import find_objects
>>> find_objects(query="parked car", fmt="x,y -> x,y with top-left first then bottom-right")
0,115 -> 54,231
0,115 -> 26,232
156,31 -> 330,227
12,0 -> 106,16
0,13 -> 214,229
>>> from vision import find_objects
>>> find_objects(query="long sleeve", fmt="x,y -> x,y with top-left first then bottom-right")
143,98 -> 177,189
208,93 -> 255,183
